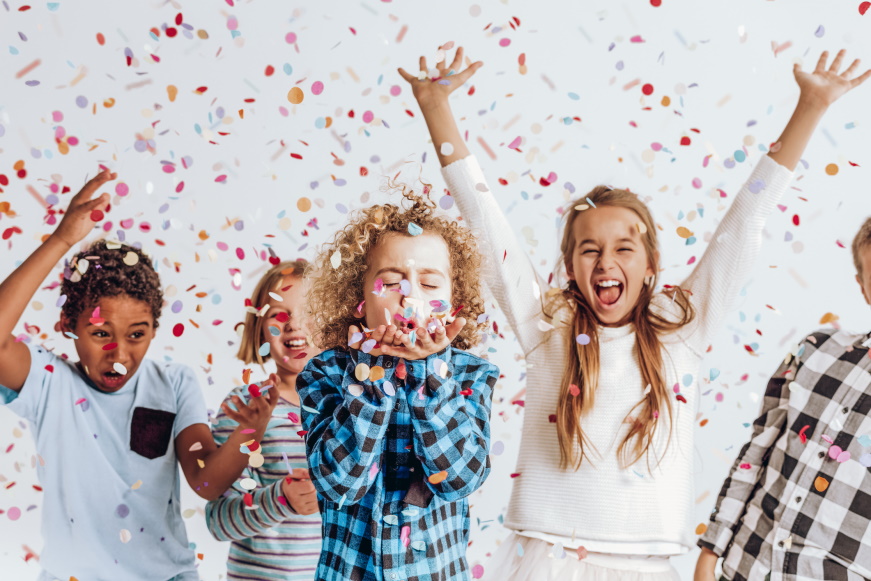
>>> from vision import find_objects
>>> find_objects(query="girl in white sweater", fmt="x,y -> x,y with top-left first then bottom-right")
398,47 -> 869,580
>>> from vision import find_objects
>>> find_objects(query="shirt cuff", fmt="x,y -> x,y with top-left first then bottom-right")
698,520 -> 734,557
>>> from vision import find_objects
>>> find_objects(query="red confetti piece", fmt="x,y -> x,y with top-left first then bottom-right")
641,83 -> 654,95
569,384 -> 580,396
799,424 -> 810,444
194,86 -> 208,95
861,1 -> 871,15
676,394 -> 687,403
680,136 -> 691,146
243,493 -> 253,507
44,365 -> 54,372
650,0 -> 662,5
90,209 -> 104,222
173,323 -> 184,337
510,473 -> 522,478
459,388 -> 473,396
296,430 -> 308,437
102,343 -> 117,351
395,359 -> 407,380
792,214 -> 800,226
739,463 -> 751,469
248,384 -> 262,398
265,65 -> 275,76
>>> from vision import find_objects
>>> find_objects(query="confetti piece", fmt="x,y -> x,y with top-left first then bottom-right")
173,323 -> 184,337
369,462 -> 379,480
120,529 -> 132,543
131,480 -> 142,490
249,453 -> 265,468
384,514 -> 399,525
440,142 -> 454,156
240,477 -> 257,490
408,223 -> 423,236
330,250 -> 342,269
188,442 -> 203,452
354,364 -> 370,381
695,523 -> 707,535
825,163 -> 839,176
348,384 -> 364,396
576,334 -> 590,345
113,362 -> 127,375
569,384 -> 580,396
123,251 -> 139,266
287,87 -> 304,104
369,366 -> 385,382
861,2 -> 871,15
814,476 -> 829,492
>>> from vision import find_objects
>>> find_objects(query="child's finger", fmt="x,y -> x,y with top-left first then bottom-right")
851,68 -> 871,88
291,467 -> 310,480
397,67 -> 417,83
452,61 -> 483,86
71,170 -> 116,205
842,58 -> 861,79
444,317 -> 467,343
828,49 -> 846,74
81,192 -> 110,214
419,55 -> 429,78
448,46 -> 464,73
814,50 -> 829,73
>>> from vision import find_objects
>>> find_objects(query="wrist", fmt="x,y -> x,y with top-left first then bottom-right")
795,94 -> 830,115
46,233 -> 75,252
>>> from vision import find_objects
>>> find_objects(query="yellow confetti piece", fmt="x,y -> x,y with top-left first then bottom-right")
182,508 -> 196,518
131,480 -> 142,490
369,366 -> 385,382
825,163 -> 839,176
676,227 -> 694,239
636,222 -> 648,234
695,523 -> 708,535
355,363 -> 370,382
428,470 -> 448,485
249,453 -> 265,468
196,459 -> 205,469
287,87 -> 305,104
814,476 -> 829,492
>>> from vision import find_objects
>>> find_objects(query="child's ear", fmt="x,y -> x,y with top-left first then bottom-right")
565,260 -> 575,282
856,274 -> 871,305
646,250 -> 660,278
58,315 -> 73,334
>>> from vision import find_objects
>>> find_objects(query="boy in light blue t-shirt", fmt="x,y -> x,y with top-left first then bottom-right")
0,170 -> 278,581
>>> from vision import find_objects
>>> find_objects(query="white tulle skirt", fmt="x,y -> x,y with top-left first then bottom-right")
482,533 -> 682,581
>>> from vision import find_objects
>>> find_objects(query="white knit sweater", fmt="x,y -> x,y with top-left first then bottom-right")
442,154 -> 793,555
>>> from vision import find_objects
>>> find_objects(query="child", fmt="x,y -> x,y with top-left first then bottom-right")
0,170 -> 278,581
206,260 -> 322,580
297,184 -> 500,581
399,47 -> 869,579
695,217 -> 871,581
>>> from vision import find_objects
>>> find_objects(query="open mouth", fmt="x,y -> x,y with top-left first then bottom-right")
101,370 -> 127,389
283,338 -> 307,350
594,279 -> 624,306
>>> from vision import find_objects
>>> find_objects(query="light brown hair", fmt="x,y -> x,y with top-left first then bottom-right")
308,182 -> 485,351
552,186 -> 695,470
852,217 -> 871,276
236,260 -> 308,366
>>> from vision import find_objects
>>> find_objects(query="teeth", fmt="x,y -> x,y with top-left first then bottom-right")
596,280 -> 621,288
284,339 -> 307,349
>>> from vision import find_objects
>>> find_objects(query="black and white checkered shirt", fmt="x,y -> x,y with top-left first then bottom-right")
699,328 -> 871,581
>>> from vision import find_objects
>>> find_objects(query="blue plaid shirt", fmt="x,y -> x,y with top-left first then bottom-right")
298,346 -> 498,581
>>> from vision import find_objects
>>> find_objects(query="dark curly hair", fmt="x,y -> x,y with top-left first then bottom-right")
60,240 -> 163,327
308,179 -> 486,351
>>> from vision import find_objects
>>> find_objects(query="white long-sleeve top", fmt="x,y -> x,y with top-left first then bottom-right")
442,154 -> 793,555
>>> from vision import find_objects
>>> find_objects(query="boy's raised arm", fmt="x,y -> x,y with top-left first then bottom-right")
0,170 -> 114,392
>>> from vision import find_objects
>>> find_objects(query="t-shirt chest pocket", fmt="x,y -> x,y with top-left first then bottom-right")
130,406 -> 176,460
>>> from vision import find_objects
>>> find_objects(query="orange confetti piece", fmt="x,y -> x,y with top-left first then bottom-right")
814,476 -> 829,492
825,163 -> 839,176
167,85 -> 178,102
676,227 -> 694,239
287,87 -> 305,104
695,523 -> 708,535
428,470 -> 448,485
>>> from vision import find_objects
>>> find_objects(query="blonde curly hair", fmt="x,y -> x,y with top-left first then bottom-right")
308,182 -> 485,351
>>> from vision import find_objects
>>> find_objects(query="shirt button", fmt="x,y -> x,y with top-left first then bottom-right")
843,407 -> 849,414
777,541 -> 784,548
795,496 -> 802,503
818,452 -> 825,459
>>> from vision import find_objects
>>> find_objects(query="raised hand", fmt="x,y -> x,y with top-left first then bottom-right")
221,378 -> 279,433
795,49 -> 871,108
398,44 -> 483,111
52,169 -> 116,247
348,317 -> 467,361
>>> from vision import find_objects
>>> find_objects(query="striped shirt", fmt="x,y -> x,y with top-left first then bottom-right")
700,329 -> 871,580
206,385 -> 321,580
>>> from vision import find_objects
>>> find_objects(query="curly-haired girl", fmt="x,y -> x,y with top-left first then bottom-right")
0,170 -> 276,581
297,183 -> 500,581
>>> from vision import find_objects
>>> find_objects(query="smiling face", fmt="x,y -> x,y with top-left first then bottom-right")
261,276 -> 315,376
359,232 -> 453,331
62,294 -> 156,392
567,206 -> 655,326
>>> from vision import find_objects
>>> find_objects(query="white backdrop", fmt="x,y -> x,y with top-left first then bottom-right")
2,0 -> 871,579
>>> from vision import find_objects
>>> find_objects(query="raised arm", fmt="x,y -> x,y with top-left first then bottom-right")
298,351 -> 393,505
678,50 -> 869,350
0,170 -> 114,391
399,46 -> 552,356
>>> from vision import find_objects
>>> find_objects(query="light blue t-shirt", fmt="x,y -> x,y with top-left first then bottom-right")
0,342 -> 207,581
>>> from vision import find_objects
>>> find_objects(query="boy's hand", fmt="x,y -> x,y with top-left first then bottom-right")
694,547 -> 718,581
376,317 -> 467,361
52,169 -> 116,247
398,44 -> 482,111
795,49 -> 871,109
221,376 -> 279,433
282,468 -> 319,515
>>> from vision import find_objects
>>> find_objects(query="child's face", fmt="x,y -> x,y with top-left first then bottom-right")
359,232 -> 452,332
63,294 -> 156,393
567,206 -> 655,326
856,247 -> 871,305
261,276 -> 315,376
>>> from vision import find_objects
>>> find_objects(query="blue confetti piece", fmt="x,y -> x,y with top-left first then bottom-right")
258,342 -> 271,357
408,222 -> 423,236
302,404 -> 320,415
64,331 -> 78,340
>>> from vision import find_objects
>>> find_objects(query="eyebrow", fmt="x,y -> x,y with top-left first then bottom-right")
374,267 -> 447,277
579,237 -> 637,245
86,321 -> 152,328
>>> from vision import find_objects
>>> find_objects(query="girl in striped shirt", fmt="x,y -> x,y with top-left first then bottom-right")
206,260 -> 322,580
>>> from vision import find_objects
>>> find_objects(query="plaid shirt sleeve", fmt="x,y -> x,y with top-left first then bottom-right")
298,348 -> 395,505
404,349 -> 498,501
699,344 -> 800,555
